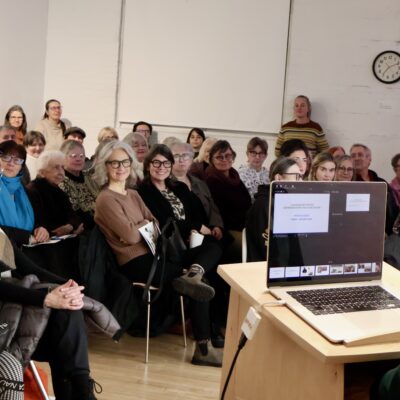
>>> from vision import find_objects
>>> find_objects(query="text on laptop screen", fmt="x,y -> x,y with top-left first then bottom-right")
267,181 -> 387,286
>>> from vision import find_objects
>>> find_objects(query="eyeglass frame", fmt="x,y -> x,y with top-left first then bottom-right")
337,166 -> 354,173
68,153 -> 85,160
0,154 -> 24,165
248,150 -> 266,158
150,160 -> 173,168
173,153 -> 193,161
106,158 -> 132,169
213,153 -> 235,162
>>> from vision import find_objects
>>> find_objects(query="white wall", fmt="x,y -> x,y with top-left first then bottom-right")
0,0 -> 48,127
27,0 -> 400,179
284,0 -> 400,179
43,0 -> 122,156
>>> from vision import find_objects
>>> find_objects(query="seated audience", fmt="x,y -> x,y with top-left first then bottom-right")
35,99 -> 71,151
27,151 -> 83,236
170,141 -> 224,239
186,128 -> 206,158
0,140 -> 48,245
162,136 -> 180,148
246,157 -> 302,262
309,152 -> 336,181
64,126 -> 86,143
335,155 -> 355,181
97,126 -> 119,142
95,141 -> 223,366
328,145 -> 345,159
170,140 -> 227,343
59,140 -> 97,229
26,151 -> 83,279
350,143 -> 398,235
24,130 -> 46,179
0,231 -> 118,399
279,139 -> 311,178
390,153 -> 400,207
133,121 -> 153,144
238,137 -> 269,201
190,137 -> 217,180
275,95 -> 328,158
205,140 -> 251,263
4,105 -> 27,145
123,131 -> 149,164
0,125 -> 17,143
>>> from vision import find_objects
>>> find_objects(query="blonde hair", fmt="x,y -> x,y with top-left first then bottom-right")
97,126 -> 119,143
194,137 -> 217,163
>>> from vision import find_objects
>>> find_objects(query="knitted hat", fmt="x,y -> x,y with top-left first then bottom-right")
0,351 -> 24,400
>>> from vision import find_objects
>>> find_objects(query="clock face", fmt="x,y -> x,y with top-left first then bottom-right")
372,51 -> 400,84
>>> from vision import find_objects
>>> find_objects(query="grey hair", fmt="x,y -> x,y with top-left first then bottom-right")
122,132 -> 149,148
59,139 -> 85,155
37,150 -> 66,174
350,143 -> 371,156
93,140 -> 142,187
162,136 -> 181,148
170,141 -> 194,156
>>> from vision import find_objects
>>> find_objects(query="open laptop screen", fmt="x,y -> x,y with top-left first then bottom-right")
267,181 -> 387,286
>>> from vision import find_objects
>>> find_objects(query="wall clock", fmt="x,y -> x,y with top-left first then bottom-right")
372,50 -> 400,84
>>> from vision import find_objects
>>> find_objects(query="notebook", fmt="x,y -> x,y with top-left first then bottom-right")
266,181 -> 400,345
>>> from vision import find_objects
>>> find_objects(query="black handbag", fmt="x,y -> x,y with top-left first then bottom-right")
0,323 -> 10,353
142,218 -> 186,304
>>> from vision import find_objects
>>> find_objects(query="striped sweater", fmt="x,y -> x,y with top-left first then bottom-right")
275,120 -> 329,158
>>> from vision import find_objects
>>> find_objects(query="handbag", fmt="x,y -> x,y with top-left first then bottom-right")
142,218 -> 186,304
0,323 -> 10,353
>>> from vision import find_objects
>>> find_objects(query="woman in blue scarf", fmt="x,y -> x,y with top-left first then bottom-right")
0,140 -> 49,244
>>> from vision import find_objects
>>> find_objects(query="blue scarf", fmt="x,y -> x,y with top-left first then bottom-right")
0,175 -> 34,231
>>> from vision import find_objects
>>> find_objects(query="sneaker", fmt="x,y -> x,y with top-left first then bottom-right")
89,378 -> 103,400
191,341 -> 223,367
172,267 -> 215,302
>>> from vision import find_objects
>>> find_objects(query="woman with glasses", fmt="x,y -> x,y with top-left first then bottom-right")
205,140 -> 251,263
170,141 -> 224,240
35,99 -> 71,151
95,142 -> 222,366
24,130 -> 46,179
4,105 -> 27,145
335,155 -> 355,182
59,140 -> 97,229
309,152 -> 336,181
238,137 -> 269,201
0,141 -> 49,245
246,157 -> 302,262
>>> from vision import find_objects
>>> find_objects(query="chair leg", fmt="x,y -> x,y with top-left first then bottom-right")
180,296 -> 187,348
29,361 -> 50,400
145,291 -> 151,363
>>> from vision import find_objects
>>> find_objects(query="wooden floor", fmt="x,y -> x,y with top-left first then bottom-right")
37,332 -> 222,399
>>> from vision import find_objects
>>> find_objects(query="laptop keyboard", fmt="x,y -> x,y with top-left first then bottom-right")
287,286 -> 400,315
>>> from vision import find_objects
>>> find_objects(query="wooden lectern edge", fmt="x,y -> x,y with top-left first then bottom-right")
218,262 -> 400,365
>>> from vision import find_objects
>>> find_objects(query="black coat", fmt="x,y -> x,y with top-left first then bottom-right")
138,180 -> 208,241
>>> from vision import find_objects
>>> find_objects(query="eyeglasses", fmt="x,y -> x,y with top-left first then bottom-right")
106,159 -> 132,169
173,153 -> 192,161
214,153 -> 234,162
248,151 -> 266,157
282,172 -> 302,181
68,153 -> 85,160
0,155 -> 24,165
338,167 -> 353,173
136,129 -> 150,135
150,160 -> 172,168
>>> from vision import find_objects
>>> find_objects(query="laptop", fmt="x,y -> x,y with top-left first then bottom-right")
267,181 -> 400,345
